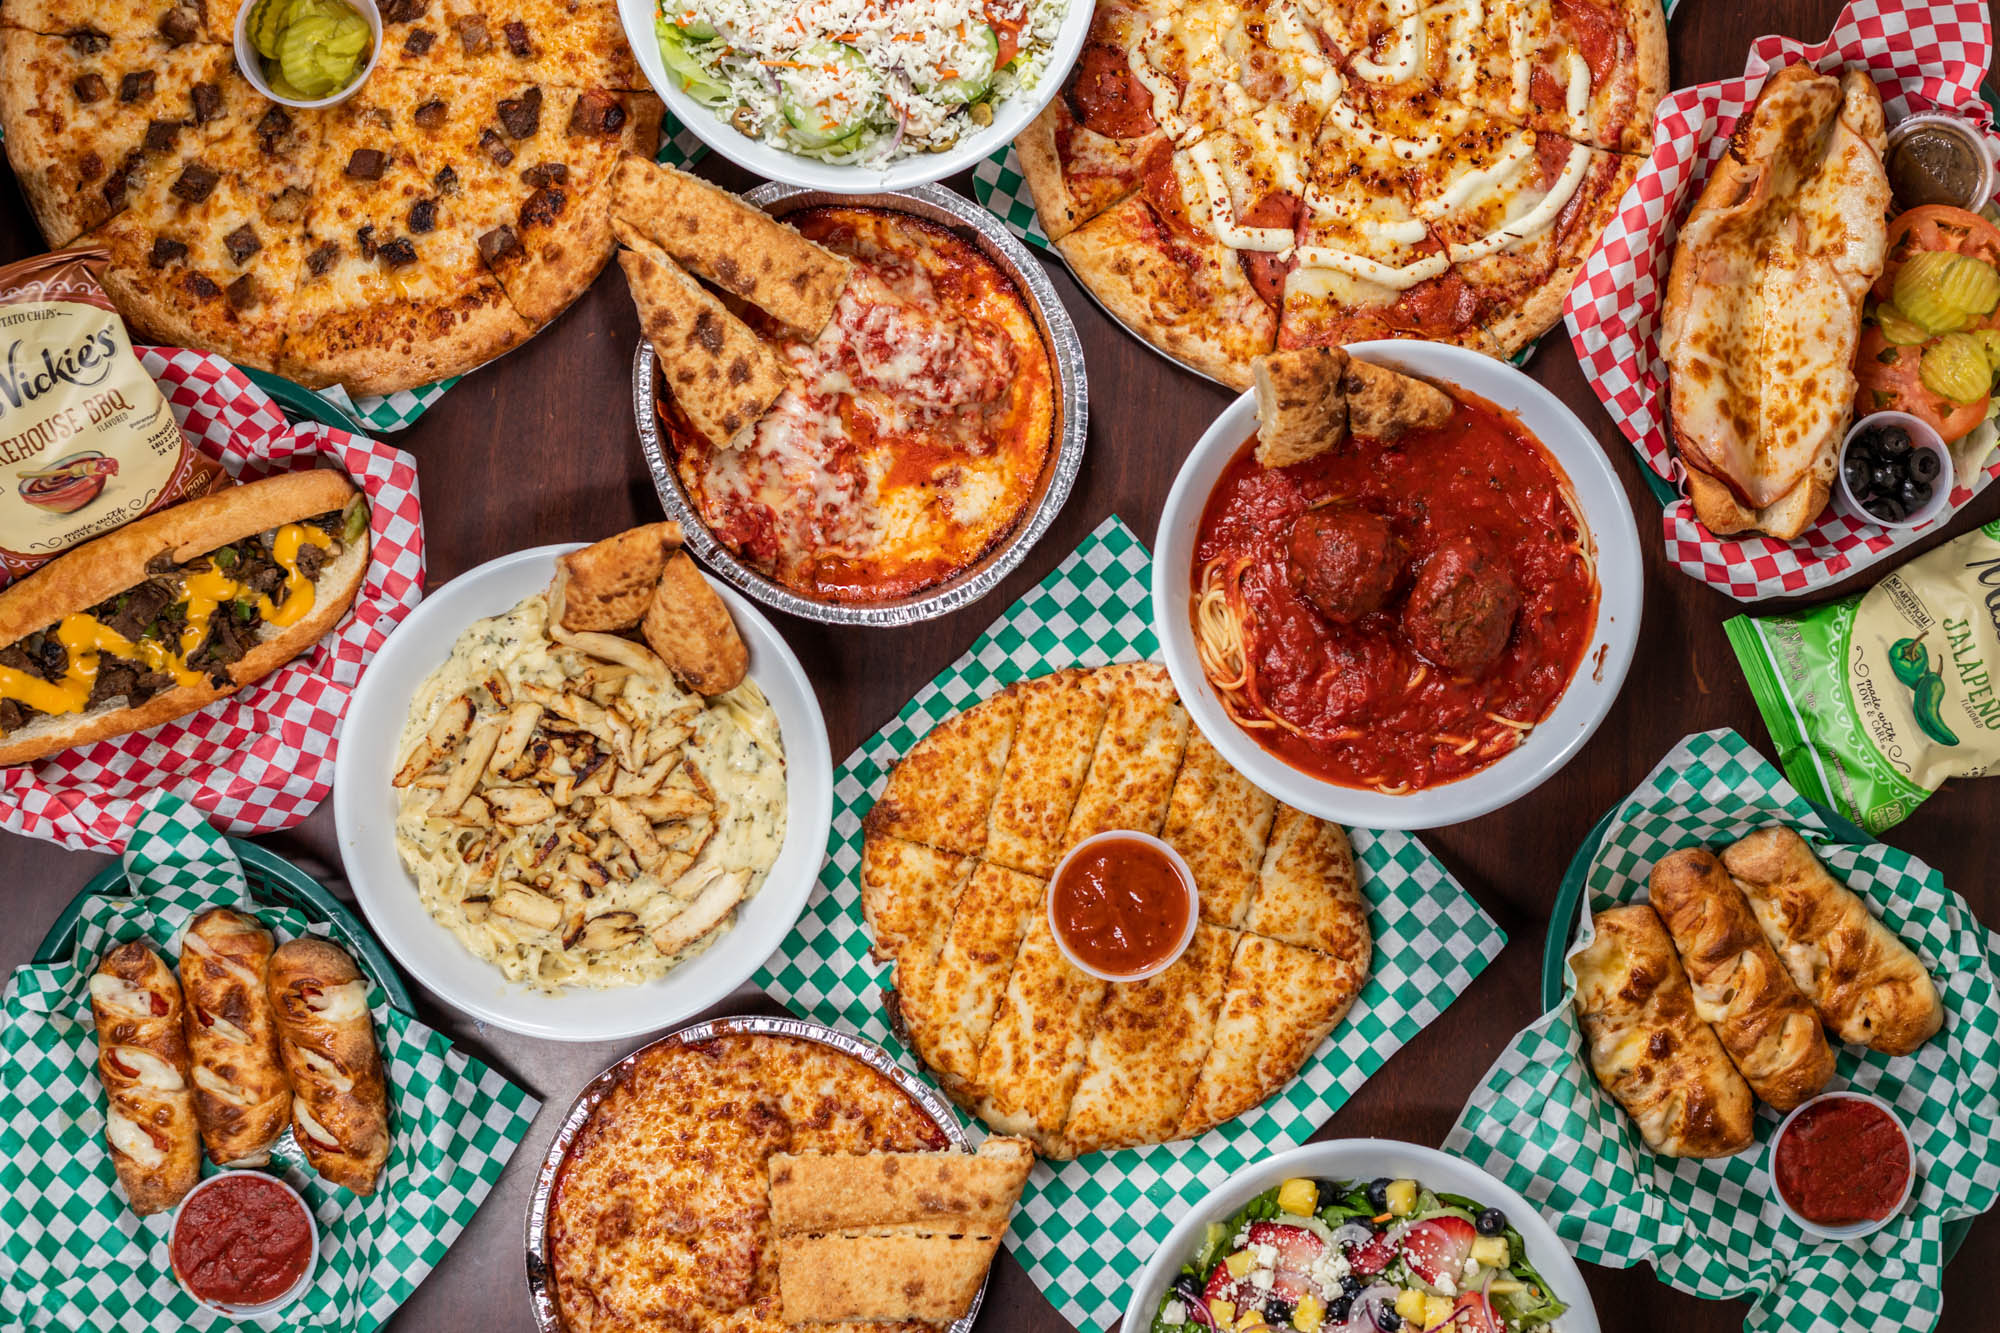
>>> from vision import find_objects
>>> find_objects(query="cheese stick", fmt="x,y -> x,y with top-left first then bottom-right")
88,941 -> 201,1214
1722,827 -> 1943,1055
179,908 -> 291,1166
267,938 -> 390,1195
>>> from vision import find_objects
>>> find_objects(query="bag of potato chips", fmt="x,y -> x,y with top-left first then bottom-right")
0,248 -> 228,587
1728,520 -> 2000,832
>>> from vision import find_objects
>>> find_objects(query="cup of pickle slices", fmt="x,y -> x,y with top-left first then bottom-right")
235,0 -> 380,107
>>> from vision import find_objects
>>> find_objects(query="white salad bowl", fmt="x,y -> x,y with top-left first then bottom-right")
616,0 -> 1094,191
1154,340 -> 1643,832
1122,1140 -> 1602,1333
332,543 -> 833,1042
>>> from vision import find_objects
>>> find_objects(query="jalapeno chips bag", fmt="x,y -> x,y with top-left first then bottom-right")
1728,520 -> 2000,831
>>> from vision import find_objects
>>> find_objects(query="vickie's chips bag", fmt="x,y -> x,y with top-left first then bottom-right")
0,248 -> 228,587
1729,520 -> 2000,831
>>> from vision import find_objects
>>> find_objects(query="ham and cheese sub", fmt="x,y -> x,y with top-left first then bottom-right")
1647,849 -> 1836,1111
267,939 -> 390,1195
88,941 -> 200,1215
1721,827 -> 1943,1055
1572,904 -> 1756,1158
179,908 -> 291,1166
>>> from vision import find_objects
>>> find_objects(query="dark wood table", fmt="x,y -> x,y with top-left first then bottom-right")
3,0 -> 1993,1326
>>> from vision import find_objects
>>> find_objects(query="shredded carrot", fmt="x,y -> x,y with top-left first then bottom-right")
832,30 -> 858,40
761,58 -> 815,67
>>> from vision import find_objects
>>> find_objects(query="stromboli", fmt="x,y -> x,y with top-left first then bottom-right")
88,940 -> 201,1215
178,907 -> 292,1166
267,938 -> 391,1195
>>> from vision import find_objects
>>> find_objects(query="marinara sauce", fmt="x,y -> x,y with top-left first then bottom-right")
1191,390 -> 1597,792
1774,1096 -> 1912,1227
171,1173 -> 314,1308
1049,836 -> 1194,978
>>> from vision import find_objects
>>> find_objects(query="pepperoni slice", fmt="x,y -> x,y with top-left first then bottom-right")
1068,42 -> 1157,140
1236,190 -> 1301,309
1553,0 -> 1622,84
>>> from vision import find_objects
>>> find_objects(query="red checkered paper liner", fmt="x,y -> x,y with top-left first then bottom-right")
0,347 -> 425,852
1563,0 -> 2000,601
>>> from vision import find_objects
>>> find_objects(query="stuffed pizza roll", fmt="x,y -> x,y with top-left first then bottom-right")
1647,848 -> 1836,1111
267,938 -> 390,1195
1572,904 -> 1756,1158
178,908 -> 292,1166
88,941 -> 201,1214
1722,827 -> 1943,1055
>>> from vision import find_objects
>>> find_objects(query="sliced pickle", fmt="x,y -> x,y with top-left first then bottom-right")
1874,302 -> 1932,346
1919,332 -> 1992,404
248,0 -> 286,59
1895,251 -> 1977,334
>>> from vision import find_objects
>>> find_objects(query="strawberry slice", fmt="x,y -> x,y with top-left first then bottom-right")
1246,1222 -> 1324,1271
1345,1231 -> 1395,1276
1202,1263 -> 1246,1308
1400,1216 -> 1477,1287
1452,1290 -> 1501,1333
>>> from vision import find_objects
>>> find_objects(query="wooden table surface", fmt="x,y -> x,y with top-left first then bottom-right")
3,0 -> 1994,1326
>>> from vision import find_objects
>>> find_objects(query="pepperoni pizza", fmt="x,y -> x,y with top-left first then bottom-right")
1015,0 -> 1667,386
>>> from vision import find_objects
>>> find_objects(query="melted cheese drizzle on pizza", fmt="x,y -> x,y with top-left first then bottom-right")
1123,0 -> 1600,292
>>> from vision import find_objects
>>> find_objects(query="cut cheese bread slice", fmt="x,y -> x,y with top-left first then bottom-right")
766,1136 -> 1033,1237
865,687 -> 1020,856
1244,806 -> 1372,960
972,916 -> 1108,1148
860,835 -> 973,1021
900,861 -> 1045,1097
984,668 -> 1114,877
1059,662 -> 1190,852
776,1233 -> 996,1324
1163,727 -> 1279,929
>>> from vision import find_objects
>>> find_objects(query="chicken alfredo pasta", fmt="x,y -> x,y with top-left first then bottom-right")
391,594 -> 786,990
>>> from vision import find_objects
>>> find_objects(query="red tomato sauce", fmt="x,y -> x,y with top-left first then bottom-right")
1191,392 -> 1597,792
170,1175 -> 313,1307
1775,1098 -> 1911,1227
1050,837 -> 1192,976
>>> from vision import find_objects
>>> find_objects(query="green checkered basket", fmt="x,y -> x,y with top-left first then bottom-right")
752,515 -> 1508,1333
0,793 -> 541,1332
1445,728 -> 2000,1333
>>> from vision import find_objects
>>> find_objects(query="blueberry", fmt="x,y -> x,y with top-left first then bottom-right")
1876,426 -> 1912,457
1475,1207 -> 1508,1236
1329,1297 -> 1354,1323
1365,1178 -> 1392,1212
1375,1308 -> 1403,1332
1266,1299 -> 1296,1327
1172,1274 -> 1205,1306
1911,448 -> 1942,483
1342,1275 -> 1363,1295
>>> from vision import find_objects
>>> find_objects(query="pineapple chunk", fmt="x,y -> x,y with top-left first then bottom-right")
1292,1293 -> 1325,1333
1394,1289 -> 1428,1322
1225,1249 -> 1255,1279
1385,1179 -> 1418,1217
1236,1311 -> 1267,1332
1210,1299 -> 1237,1325
1470,1236 -> 1509,1268
1421,1294 -> 1456,1329
1277,1178 -> 1319,1216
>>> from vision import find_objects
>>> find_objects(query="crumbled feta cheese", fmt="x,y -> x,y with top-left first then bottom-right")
1308,1248 -> 1352,1292
1234,1228 -> 1252,1247
1249,1268 -> 1276,1292
1434,1274 -> 1456,1297
1250,1243 -> 1279,1268
1162,1301 -> 1187,1326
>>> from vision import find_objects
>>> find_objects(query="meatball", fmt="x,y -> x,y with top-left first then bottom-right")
1401,538 -> 1520,676
1285,508 -> 1407,624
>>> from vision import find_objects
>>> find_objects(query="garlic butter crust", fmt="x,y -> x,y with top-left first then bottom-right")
179,908 -> 292,1166
267,938 -> 391,1195
88,941 -> 201,1215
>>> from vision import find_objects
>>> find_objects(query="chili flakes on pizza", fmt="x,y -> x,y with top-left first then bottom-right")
1015,0 -> 1668,387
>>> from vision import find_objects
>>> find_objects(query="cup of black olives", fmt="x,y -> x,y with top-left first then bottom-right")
1837,412 -> 1953,529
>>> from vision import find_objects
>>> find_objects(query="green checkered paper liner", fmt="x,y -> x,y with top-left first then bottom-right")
1444,728 -> 2000,1333
752,514 -> 1507,1333
0,792 -> 541,1332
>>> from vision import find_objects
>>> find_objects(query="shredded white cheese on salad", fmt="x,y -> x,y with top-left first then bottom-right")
656,0 -> 1062,162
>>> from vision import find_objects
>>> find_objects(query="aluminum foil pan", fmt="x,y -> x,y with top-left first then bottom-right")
524,1013 -> 985,1333
633,180 -> 1087,625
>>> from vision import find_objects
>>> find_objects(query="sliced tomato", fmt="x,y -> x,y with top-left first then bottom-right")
1854,326 -> 1990,443
984,5 -> 1025,68
1873,205 -> 2000,304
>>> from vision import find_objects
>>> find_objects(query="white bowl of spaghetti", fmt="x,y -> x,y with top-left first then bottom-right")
1155,341 -> 1642,831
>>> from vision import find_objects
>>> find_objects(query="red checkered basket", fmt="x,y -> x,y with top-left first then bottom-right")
0,348 -> 425,851
1564,0 -> 2000,601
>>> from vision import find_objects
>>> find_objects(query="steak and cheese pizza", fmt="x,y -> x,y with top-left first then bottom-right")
1015,0 -> 1668,386
859,662 -> 1374,1157
0,0 -> 662,395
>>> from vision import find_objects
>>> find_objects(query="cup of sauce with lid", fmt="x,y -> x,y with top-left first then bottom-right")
1047,831 -> 1198,982
1885,114 -> 1997,212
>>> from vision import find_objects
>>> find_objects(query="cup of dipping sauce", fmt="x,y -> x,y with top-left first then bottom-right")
1769,1091 -> 1915,1242
170,1170 -> 319,1318
1047,830 -> 1198,982
1885,114 -> 1997,212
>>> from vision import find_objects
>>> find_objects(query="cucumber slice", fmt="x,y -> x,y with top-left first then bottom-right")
926,24 -> 997,105
668,15 -> 717,39
779,43 -> 876,147
655,23 -> 730,105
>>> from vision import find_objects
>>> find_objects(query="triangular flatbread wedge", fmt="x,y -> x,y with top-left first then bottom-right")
900,860 -> 1044,1096
972,917 -> 1107,1150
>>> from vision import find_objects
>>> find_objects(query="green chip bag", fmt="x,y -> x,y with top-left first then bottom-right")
1727,519 -> 2000,832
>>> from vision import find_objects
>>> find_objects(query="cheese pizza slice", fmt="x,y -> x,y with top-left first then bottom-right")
1161,727 -> 1278,928
983,668 -> 1114,878
865,688 -> 1019,856
971,915 -> 1109,1150
78,84 -> 322,375
860,835 -> 974,1018
1059,661 -> 1190,852
1176,933 -> 1365,1136
281,65 -> 533,395
900,860 -> 1044,1097
1059,922 -> 1236,1155
1,32 -> 235,244
1243,806 -> 1373,964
